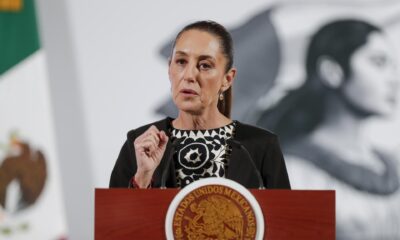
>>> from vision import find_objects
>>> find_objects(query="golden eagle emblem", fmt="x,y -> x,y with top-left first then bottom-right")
185,195 -> 244,239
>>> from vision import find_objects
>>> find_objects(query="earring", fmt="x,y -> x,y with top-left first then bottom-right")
219,92 -> 224,101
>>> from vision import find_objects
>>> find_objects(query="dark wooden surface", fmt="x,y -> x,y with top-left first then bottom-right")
95,189 -> 335,239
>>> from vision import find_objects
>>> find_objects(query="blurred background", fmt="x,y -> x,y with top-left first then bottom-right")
1,0 -> 400,239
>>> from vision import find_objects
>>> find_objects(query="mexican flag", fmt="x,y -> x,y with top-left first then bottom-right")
0,0 -> 67,239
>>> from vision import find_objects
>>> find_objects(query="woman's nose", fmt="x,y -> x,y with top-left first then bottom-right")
183,63 -> 198,82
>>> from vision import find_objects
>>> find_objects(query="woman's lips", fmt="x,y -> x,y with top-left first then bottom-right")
180,89 -> 198,95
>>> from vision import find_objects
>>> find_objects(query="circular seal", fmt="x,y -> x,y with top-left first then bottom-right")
165,178 -> 264,240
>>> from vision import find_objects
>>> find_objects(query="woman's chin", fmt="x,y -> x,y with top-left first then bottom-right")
176,104 -> 203,115
375,108 -> 394,117
364,105 -> 393,117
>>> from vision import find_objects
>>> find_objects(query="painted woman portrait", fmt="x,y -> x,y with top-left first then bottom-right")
257,19 -> 400,239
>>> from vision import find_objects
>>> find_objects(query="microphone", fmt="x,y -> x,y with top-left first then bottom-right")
160,138 -> 181,189
227,139 -> 266,189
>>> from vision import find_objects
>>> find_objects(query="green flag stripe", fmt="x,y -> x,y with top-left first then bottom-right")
0,0 -> 40,76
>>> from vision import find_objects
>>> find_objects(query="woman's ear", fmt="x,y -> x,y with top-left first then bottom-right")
317,56 -> 344,89
222,67 -> 237,91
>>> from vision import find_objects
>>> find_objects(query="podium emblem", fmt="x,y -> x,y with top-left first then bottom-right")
165,178 -> 264,240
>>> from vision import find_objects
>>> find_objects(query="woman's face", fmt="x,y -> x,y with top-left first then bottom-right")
168,30 -> 235,115
343,32 -> 398,116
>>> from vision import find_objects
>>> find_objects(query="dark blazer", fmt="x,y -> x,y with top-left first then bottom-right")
109,117 -> 290,189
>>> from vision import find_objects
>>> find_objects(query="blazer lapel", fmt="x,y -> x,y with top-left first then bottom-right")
226,122 -> 258,187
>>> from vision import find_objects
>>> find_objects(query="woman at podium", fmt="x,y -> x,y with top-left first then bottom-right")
110,20 -> 290,189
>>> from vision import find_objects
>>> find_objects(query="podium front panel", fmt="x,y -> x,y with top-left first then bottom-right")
95,189 -> 334,239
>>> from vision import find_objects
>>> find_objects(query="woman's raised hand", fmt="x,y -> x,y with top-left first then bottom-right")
133,125 -> 169,188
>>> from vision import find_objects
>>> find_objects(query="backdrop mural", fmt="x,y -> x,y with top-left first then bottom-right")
158,1 -> 400,239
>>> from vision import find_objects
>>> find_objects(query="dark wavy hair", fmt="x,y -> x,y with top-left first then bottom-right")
257,19 -> 381,142
172,20 -> 234,118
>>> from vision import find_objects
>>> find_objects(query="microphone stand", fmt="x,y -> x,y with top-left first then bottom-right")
160,138 -> 181,189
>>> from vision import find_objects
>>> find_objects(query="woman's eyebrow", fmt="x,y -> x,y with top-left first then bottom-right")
175,51 -> 216,61
198,55 -> 216,61
175,51 -> 188,56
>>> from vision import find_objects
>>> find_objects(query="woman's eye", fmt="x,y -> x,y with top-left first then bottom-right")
176,59 -> 186,65
199,63 -> 211,70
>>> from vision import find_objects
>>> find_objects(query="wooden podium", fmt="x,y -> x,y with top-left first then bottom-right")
95,189 -> 335,239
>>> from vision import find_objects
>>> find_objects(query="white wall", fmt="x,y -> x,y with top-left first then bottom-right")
37,1 -> 94,239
